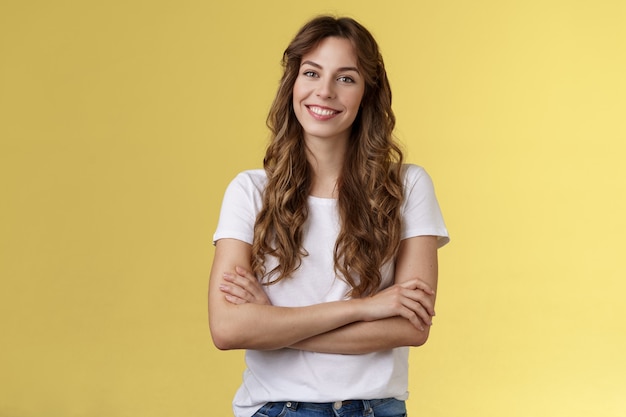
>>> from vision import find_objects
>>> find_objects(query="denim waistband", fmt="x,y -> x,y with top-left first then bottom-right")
278,397 -> 404,415
286,399 -> 372,412
254,397 -> 406,417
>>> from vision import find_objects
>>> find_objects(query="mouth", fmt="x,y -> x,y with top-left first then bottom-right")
306,105 -> 341,120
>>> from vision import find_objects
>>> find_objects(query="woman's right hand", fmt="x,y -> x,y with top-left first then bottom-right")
358,279 -> 435,331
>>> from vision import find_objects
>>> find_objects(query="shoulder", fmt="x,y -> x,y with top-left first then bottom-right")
401,163 -> 432,189
226,169 -> 267,196
232,168 -> 267,186
402,163 -> 426,178
214,170 -> 267,244
399,163 -> 449,245
219,169 -> 267,211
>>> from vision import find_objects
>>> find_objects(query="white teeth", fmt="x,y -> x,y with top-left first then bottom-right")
309,106 -> 337,116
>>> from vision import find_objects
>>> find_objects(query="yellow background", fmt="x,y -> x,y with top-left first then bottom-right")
1,1 -> 625,416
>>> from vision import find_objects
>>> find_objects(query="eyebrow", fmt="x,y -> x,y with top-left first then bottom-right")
301,60 -> 360,74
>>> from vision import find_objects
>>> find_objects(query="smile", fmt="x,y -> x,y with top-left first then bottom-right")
307,105 -> 341,119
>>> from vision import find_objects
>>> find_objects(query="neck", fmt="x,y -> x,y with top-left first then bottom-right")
305,136 -> 348,199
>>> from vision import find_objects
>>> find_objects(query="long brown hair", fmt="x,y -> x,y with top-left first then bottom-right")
252,16 -> 404,297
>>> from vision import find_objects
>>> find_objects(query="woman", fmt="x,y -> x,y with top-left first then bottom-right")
209,15 -> 449,417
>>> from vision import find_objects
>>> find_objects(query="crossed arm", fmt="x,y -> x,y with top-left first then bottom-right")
208,235 -> 439,354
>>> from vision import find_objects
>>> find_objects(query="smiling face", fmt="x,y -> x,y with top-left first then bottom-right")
292,37 -> 365,147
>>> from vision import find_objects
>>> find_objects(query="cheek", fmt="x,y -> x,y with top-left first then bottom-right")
291,85 -> 305,124
292,79 -> 306,102
349,90 -> 365,112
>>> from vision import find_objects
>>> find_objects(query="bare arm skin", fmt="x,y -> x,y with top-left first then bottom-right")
214,235 -> 439,354
208,238 -> 432,351
290,235 -> 439,353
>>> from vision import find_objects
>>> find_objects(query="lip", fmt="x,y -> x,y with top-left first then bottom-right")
306,105 -> 342,121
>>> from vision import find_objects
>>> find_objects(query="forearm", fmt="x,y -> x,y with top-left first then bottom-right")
209,238 -> 439,352
290,316 -> 431,354
293,236 -> 440,355
210,294 -> 367,351
210,239 -> 373,350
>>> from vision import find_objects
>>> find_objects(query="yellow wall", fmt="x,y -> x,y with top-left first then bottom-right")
1,1 -> 625,416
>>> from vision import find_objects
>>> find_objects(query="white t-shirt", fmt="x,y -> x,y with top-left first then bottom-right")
213,164 -> 449,417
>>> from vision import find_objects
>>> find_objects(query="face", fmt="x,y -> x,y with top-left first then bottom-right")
292,37 -> 365,146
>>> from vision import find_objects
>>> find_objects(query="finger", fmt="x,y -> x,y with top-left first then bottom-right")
415,281 -> 436,296
224,271 -> 254,286
399,279 -> 420,289
219,283 -> 252,303
235,266 -> 257,280
224,271 -> 272,305
398,306 -> 426,331
399,288 -> 436,317
223,293 -> 247,305
371,286 -> 429,329
219,283 -> 249,304
235,281 -> 266,303
400,279 -> 435,296
227,270 -> 264,292
401,298 -> 432,327
224,273 -> 259,294
403,304 -> 432,331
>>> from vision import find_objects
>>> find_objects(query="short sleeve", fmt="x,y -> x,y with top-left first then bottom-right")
213,170 -> 267,245
401,164 -> 450,248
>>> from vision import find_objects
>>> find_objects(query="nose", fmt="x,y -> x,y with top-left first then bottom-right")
316,78 -> 335,99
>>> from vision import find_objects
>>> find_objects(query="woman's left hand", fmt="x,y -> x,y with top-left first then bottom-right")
219,266 -> 272,305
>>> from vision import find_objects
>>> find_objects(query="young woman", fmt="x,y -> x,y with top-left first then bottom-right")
209,16 -> 449,417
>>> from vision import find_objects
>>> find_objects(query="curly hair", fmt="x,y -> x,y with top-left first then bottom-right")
252,16 -> 404,297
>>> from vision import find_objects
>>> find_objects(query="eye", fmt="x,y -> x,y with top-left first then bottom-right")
338,76 -> 355,83
303,70 -> 318,78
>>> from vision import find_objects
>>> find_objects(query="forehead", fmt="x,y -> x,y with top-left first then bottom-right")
301,37 -> 358,67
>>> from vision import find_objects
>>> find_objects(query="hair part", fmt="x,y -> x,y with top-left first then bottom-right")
252,15 -> 404,297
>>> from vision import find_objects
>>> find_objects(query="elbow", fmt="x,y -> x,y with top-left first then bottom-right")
211,331 -> 236,351
210,324 -> 282,351
409,328 -> 431,347
209,316 -> 269,351
209,319 -> 242,351
212,338 -> 238,351
208,302 -> 251,350
411,336 -> 429,347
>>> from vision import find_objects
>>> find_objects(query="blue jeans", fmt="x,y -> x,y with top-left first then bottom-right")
251,398 -> 407,417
